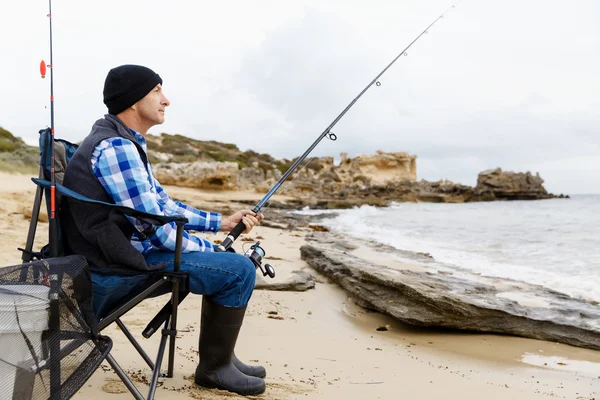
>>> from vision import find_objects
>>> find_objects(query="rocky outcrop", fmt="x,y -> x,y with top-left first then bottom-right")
295,179 -> 477,208
279,168 -> 566,209
151,149 -> 566,205
336,151 -> 417,184
152,161 -> 239,190
275,151 -> 416,193
254,270 -> 316,292
237,167 -> 265,188
300,240 -> 600,350
474,168 -> 551,200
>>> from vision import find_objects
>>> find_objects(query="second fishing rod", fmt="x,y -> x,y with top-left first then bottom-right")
215,4 -> 458,276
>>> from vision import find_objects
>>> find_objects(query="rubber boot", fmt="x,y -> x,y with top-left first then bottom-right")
232,352 -> 267,378
195,297 -> 265,395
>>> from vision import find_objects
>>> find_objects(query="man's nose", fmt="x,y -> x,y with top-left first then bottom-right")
162,95 -> 170,107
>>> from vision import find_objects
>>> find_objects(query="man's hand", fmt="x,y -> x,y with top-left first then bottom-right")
220,210 -> 264,234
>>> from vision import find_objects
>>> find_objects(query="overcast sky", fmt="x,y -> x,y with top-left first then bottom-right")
1,0 -> 598,194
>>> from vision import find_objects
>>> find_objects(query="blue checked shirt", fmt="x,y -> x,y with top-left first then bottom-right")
91,130 -> 221,254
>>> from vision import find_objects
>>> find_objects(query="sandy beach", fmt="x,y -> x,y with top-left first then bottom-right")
0,171 -> 598,400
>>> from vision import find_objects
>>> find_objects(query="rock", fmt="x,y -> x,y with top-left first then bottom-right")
281,167 -> 562,208
237,167 -> 265,189
341,151 -> 417,184
152,161 -> 238,190
149,146 -> 564,206
281,151 -> 417,197
300,244 -> 600,351
254,270 -> 316,292
265,168 -> 282,181
475,168 -> 552,200
329,238 -> 359,251
256,221 -> 287,229
308,224 -> 329,232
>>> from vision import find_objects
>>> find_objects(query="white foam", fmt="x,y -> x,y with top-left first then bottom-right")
521,353 -> 600,378
320,197 -> 600,303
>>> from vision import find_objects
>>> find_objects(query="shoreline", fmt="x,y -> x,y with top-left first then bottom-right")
0,172 -> 598,399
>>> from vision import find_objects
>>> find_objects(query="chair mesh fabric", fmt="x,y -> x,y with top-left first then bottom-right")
0,255 -> 111,400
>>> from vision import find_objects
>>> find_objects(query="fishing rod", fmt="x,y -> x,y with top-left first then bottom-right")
40,0 -> 59,258
39,3 -> 62,398
215,4 -> 457,275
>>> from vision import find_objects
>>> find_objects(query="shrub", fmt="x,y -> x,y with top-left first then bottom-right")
0,126 -> 26,153
0,141 -> 16,152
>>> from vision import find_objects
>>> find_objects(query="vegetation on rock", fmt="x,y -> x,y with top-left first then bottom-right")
146,133 -> 293,172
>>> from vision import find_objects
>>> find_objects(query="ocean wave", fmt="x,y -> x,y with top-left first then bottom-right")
320,197 -> 600,303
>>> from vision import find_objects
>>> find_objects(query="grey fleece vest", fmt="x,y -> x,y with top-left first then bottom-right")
61,114 -> 166,275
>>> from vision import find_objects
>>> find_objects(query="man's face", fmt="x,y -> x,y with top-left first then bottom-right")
135,84 -> 170,127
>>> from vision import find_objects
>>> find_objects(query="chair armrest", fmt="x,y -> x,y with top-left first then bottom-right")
32,178 -> 188,227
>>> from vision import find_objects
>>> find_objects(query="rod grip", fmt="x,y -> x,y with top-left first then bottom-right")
218,220 -> 246,251
229,220 -> 246,238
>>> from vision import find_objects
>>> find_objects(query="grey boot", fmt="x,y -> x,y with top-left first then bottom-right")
232,352 -> 267,378
195,297 -> 265,395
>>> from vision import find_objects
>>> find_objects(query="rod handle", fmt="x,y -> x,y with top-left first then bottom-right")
216,220 -> 246,251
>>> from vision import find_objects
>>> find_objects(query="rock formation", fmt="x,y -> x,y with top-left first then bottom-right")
275,165 -> 565,209
150,146 -> 566,207
254,270 -> 316,292
152,161 -> 239,190
335,151 -> 417,185
300,238 -> 600,350
474,168 -> 551,200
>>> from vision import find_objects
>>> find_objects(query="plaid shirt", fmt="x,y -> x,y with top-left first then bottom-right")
91,130 -> 221,254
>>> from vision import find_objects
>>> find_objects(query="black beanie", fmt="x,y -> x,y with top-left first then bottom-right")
103,65 -> 163,115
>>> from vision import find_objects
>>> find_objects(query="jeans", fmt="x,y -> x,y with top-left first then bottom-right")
91,249 -> 256,319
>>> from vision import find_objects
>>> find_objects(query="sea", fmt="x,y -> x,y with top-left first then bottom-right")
296,195 -> 600,304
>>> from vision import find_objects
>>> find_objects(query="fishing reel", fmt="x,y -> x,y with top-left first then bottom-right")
244,241 -> 276,279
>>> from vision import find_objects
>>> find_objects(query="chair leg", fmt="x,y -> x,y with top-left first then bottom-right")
167,279 -> 181,378
142,291 -> 188,339
13,366 -> 35,400
105,353 -> 144,400
116,319 -> 155,370
49,279 -> 62,400
21,167 -> 44,264
147,318 -> 171,400
148,274 -> 182,398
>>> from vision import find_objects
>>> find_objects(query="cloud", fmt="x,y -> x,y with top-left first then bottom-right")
1,0 -> 598,194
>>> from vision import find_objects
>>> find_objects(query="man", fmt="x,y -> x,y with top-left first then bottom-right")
61,65 -> 266,396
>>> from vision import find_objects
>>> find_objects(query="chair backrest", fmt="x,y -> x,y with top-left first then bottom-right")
38,127 -> 78,186
29,128 -> 79,259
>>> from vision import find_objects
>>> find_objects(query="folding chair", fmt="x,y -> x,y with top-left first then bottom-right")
19,127 -> 190,400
